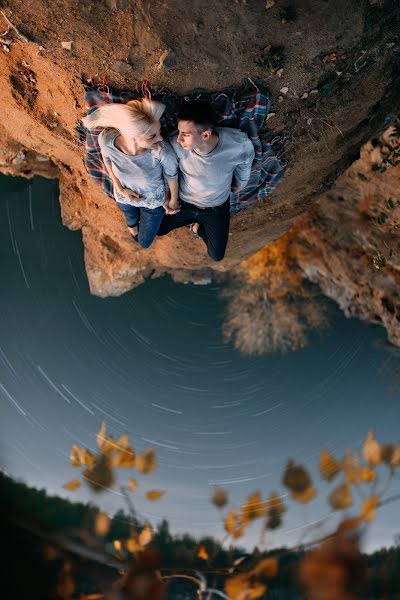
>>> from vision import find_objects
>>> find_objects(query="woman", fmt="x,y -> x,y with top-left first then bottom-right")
82,98 -> 179,248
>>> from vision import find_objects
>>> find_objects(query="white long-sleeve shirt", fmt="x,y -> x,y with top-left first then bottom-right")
170,127 -> 255,208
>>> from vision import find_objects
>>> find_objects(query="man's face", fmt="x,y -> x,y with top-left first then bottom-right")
177,120 -> 210,150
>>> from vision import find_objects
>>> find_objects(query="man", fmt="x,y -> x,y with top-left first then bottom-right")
157,101 -> 255,261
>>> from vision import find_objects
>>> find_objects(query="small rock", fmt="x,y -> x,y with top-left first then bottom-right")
276,68 -> 284,77
114,60 -> 132,75
13,151 -> 26,165
309,88 -> 318,95
278,95 -> 284,103
280,86 -> 289,95
301,92 -> 309,99
307,117 -> 312,125
266,112 -> 276,121
61,41 -> 73,50
266,0 -> 275,7
158,48 -> 177,69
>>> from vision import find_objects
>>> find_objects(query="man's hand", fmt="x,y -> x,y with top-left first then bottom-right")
163,199 -> 180,215
117,187 -> 143,202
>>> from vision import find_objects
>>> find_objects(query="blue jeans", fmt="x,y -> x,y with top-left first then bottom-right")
117,203 -> 165,249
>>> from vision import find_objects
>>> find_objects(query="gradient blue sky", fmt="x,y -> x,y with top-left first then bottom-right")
1,175 -> 399,553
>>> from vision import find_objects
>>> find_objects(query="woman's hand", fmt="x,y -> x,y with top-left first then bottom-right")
117,186 -> 144,202
163,199 -> 180,214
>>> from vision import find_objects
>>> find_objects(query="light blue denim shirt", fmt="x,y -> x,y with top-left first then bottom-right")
98,129 -> 178,208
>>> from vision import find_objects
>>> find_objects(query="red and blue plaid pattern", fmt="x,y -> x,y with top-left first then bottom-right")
79,79 -> 286,213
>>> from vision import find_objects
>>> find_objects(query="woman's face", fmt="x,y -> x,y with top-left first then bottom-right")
136,121 -> 163,149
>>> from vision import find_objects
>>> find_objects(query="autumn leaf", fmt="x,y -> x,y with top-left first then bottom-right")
83,453 -> 114,492
212,486 -> 229,508
145,489 -> 165,501
319,449 -> 341,481
136,448 -> 157,474
362,429 -> 381,466
291,485 -> 316,504
63,479 -> 81,491
265,491 -> 286,529
197,545 -> 209,560
225,573 -> 266,600
139,525 -> 154,547
283,460 -> 313,494
251,557 -> 279,578
70,445 -> 95,468
95,511 -> 110,536
113,539 -> 122,553
329,483 -> 353,510
96,420 -> 107,450
358,466 -> 376,483
336,516 -> 363,533
112,447 -> 135,468
361,496 -> 380,522
117,433 -> 129,449
240,491 -> 268,525
225,509 -> 244,539
391,446 -> 400,467
128,478 -> 138,492
126,537 -> 142,553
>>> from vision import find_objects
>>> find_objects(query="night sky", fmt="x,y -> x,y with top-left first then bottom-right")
1,174 -> 399,552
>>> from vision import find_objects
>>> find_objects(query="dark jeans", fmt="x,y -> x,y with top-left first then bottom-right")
117,203 -> 165,249
157,198 -> 230,262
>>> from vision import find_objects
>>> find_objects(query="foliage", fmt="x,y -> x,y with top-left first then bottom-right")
223,233 -> 330,355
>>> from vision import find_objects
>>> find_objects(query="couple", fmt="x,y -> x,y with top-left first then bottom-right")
83,97 -> 255,261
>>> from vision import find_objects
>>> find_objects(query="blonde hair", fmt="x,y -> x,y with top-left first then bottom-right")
82,98 -> 165,138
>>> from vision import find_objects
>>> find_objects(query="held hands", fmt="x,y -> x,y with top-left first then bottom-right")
163,198 -> 180,215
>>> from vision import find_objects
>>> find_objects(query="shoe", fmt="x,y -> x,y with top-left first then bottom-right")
131,232 -> 138,242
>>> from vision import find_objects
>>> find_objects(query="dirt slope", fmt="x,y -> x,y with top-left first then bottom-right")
1,0 -> 400,295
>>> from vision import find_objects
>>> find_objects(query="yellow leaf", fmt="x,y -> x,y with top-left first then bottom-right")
362,429 -> 381,466
283,460 -> 313,494
361,496 -> 380,522
251,557 -> 279,578
291,485 -> 316,504
117,433 -> 130,449
139,525 -> 153,547
113,539 -> 122,552
319,449 -> 341,481
95,511 -> 110,536
336,516 -> 363,533
329,483 -> 353,510
145,489 -> 165,501
266,492 -> 286,515
240,491 -> 268,525
225,509 -> 237,535
212,486 -> 229,508
128,478 -> 138,491
225,573 -> 266,600
231,526 -> 244,539
63,479 -> 81,491
392,446 -> 400,467
197,545 -> 209,560
70,445 -> 95,467
358,466 -> 376,483
96,420 -> 107,450
136,448 -> 157,474
112,447 -> 135,468
126,537 -> 142,553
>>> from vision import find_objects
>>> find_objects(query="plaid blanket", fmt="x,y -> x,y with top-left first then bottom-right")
79,79 -> 286,213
